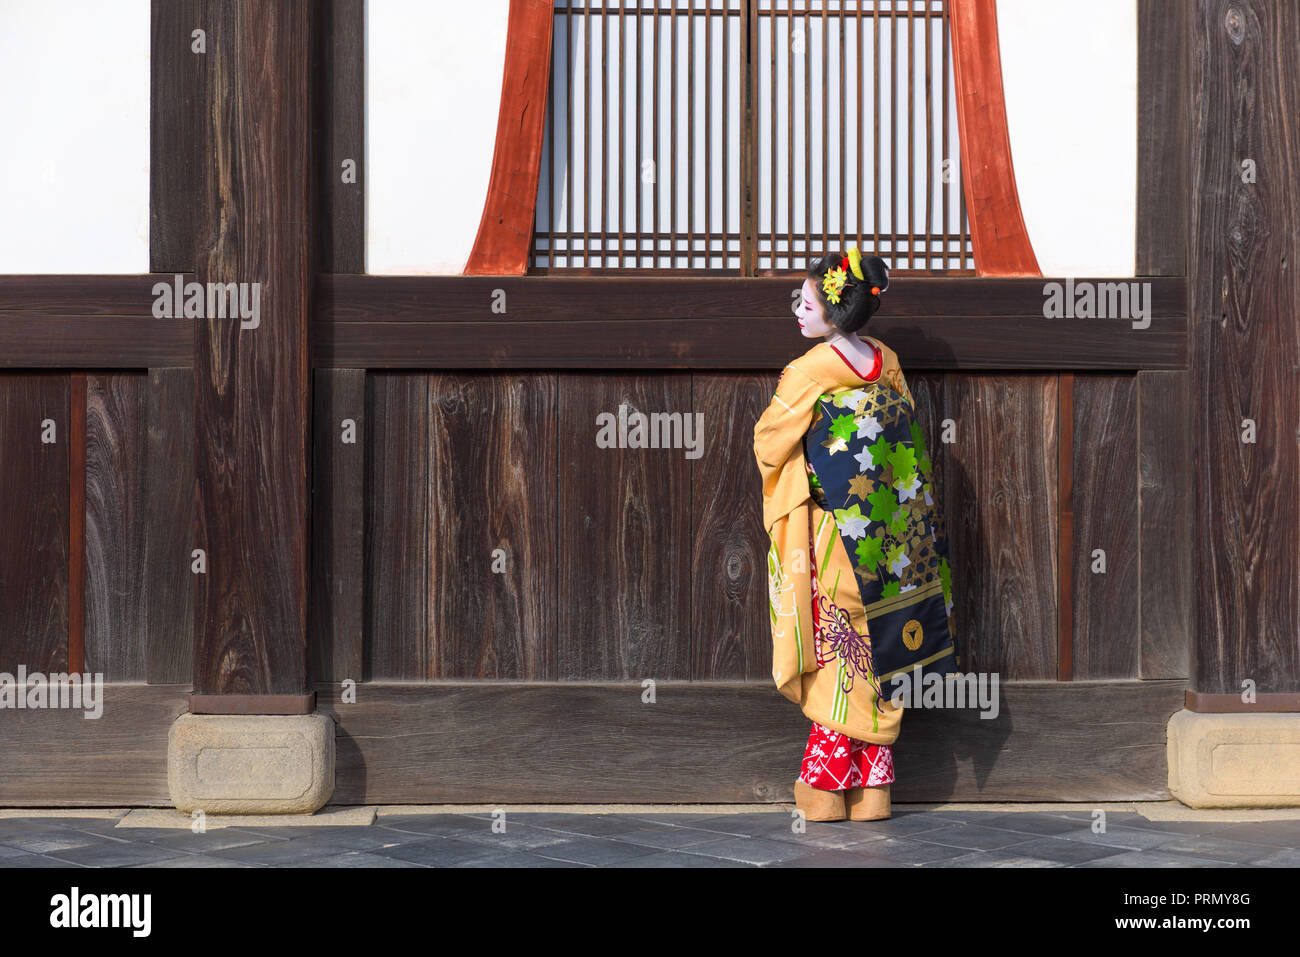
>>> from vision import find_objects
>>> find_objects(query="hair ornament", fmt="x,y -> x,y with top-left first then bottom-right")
822,265 -> 849,304
847,245 -> 865,281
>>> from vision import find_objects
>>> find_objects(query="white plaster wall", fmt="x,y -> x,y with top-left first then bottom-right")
367,0 -> 510,274
998,0 -> 1137,276
0,0 -> 150,274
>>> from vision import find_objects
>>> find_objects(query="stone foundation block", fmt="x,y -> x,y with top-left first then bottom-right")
1168,709 -> 1300,808
168,713 -> 335,814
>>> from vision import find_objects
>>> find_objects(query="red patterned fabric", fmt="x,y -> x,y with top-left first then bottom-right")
799,721 -> 895,791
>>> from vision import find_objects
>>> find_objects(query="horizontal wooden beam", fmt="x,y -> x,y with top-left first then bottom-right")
0,684 -> 189,806
0,275 -> 179,317
318,679 -> 1187,804
0,275 -> 1188,321
317,275 -> 1186,369
319,275 -> 1187,321
0,275 -> 193,368
0,274 -> 1188,370
0,679 -> 1185,804
0,318 -> 193,369
319,316 -> 1186,370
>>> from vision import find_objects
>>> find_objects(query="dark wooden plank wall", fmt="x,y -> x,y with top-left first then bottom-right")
690,373 -> 778,680
84,374 -> 146,680
556,374 -> 694,679
1071,375 -> 1139,679
366,373 -> 429,679
0,368 -> 194,684
143,369 -> 195,684
0,375 -> 70,675
1138,371 -> 1192,679
69,374 -> 86,673
352,367 -> 1124,687
427,373 -> 558,679
940,374 -> 1058,679
71,371 -> 198,683
310,369 -> 366,683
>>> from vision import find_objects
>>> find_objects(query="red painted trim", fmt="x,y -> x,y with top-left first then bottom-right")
948,0 -> 1040,276
465,0 -> 555,276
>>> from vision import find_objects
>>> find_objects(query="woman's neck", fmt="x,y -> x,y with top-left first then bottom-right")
825,330 -> 880,381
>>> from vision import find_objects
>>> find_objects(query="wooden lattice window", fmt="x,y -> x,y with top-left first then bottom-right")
532,0 -> 972,275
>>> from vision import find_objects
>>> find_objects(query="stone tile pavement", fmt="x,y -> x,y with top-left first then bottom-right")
1,805 -> 1299,868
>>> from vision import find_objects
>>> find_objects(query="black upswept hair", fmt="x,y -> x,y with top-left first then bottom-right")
806,251 -> 890,334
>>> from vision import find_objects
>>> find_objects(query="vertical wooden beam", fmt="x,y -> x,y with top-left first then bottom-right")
1136,0 -> 1189,277
465,0 -> 555,275
307,3 -> 364,683
1138,370 -> 1192,679
148,2 -> 202,684
193,1 -> 312,698
1188,1 -> 1300,696
150,0 -> 207,273
741,0 -> 759,275
1136,2 -> 1191,680
310,368 -> 365,684
946,0 -> 1039,276
144,369 -> 195,685
1056,373 -> 1073,681
0,375 -> 69,675
316,0 -> 365,274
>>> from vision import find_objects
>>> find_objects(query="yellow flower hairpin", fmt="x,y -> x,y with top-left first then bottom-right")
822,265 -> 848,304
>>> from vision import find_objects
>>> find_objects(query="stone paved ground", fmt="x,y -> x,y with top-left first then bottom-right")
1,807 -> 1299,868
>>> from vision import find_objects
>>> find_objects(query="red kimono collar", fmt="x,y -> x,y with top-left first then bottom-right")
826,338 -> 882,384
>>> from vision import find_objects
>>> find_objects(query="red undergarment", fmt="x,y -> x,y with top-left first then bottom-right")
829,339 -> 882,382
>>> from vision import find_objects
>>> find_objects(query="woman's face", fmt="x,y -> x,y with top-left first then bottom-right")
795,277 -> 835,338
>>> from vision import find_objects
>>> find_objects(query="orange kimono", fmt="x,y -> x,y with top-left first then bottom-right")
754,337 -> 957,746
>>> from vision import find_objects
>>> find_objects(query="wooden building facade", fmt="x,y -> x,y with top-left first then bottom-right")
0,0 -> 1295,807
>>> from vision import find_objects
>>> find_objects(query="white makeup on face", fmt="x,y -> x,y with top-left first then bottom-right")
796,278 -> 834,338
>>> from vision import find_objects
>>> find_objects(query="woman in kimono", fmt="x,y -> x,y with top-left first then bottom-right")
753,247 -> 959,823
